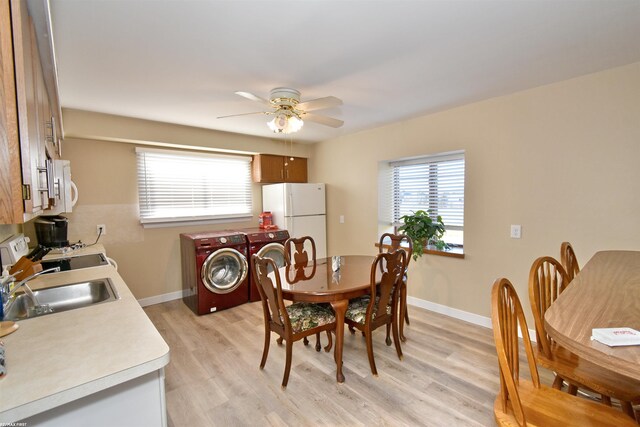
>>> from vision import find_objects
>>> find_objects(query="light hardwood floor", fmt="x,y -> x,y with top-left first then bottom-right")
144,300 -> 551,426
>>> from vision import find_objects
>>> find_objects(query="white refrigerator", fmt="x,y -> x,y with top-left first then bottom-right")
262,183 -> 327,259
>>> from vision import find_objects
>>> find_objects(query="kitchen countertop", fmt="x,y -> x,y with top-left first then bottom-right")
0,247 -> 170,422
41,243 -> 107,260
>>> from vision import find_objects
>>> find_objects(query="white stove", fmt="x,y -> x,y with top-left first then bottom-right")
0,234 -> 31,269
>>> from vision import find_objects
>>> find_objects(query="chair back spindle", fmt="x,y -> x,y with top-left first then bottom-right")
560,241 -> 580,283
528,256 -> 570,358
492,278 -> 540,427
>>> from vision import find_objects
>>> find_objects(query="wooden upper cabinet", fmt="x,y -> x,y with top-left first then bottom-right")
283,156 -> 307,183
0,0 -> 24,223
252,154 -> 284,183
0,0 -> 58,223
252,154 -> 307,183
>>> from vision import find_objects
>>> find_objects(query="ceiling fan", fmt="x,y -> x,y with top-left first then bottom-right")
217,87 -> 343,134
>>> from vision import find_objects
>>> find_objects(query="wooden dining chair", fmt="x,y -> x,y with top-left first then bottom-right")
378,232 -> 413,342
251,254 -> 336,389
560,241 -> 580,282
284,236 -> 316,266
282,235 -> 331,351
491,277 -> 636,427
528,256 -> 640,419
344,250 -> 405,376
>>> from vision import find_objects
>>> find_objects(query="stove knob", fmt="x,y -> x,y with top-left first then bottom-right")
220,237 -> 227,244
268,233 -> 275,239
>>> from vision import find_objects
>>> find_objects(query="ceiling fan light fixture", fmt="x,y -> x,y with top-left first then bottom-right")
288,115 -> 304,133
267,112 -> 304,134
227,87 -> 342,134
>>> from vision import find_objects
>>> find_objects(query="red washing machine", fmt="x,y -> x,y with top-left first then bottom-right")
180,231 -> 249,315
239,228 -> 290,302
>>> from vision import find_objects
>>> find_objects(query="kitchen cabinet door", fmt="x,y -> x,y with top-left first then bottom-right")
13,0 -> 44,216
252,154 -> 308,183
0,0 -> 53,223
283,156 -> 307,183
252,154 -> 285,183
0,0 -> 24,223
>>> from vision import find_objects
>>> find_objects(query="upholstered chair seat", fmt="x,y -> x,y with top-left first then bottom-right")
345,295 -> 391,325
285,303 -> 336,334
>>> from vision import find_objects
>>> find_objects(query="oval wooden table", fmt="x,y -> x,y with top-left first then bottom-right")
271,255 -> 376,383
544,250 -> 640,381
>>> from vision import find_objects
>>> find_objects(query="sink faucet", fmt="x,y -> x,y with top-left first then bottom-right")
2,267 -> 61,315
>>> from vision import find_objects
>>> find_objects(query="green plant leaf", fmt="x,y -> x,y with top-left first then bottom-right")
397,210 -> 447,259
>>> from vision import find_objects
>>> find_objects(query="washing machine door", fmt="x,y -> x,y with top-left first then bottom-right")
201,248 -> 248,294
257,243 -> 286,272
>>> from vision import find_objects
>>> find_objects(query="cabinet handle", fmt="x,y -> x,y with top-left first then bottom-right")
54,179 -> 61,198
45,117 -> 56,137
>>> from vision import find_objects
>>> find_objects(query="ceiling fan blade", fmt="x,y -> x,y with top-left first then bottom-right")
303,113 -> 344,128
235,91 -> 271,105
217,111 -> 267,119
297,96 -> 342,112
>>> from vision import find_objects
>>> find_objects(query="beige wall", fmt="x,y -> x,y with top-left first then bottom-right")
59,111 -> 311,299
56,63 -> 640,320
311,61 -> 640,319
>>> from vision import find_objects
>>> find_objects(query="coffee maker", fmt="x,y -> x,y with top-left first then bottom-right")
34,215 -> 69,248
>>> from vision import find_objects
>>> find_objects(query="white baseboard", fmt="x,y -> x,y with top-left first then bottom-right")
408,296 -> 492,328
407,296 -> 536,341
137,290 -> 185,307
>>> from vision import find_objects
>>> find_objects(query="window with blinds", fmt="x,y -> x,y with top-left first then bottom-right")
389,151 -> 465,246
136,147 -> 252,225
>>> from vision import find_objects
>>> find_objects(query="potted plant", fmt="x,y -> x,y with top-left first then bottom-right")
398,210 -> 447,260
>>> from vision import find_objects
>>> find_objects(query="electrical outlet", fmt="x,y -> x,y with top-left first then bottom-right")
97,224 -> 106,236
510,224 -> 521,239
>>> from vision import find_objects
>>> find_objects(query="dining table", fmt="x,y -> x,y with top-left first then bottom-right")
544,250 -> 640,381
271,255 -> 376,383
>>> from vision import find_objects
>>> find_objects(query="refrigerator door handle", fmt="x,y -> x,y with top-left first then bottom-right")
287,191 -> 294,216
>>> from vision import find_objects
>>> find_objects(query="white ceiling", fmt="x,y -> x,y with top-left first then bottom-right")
49,0 -> 640,143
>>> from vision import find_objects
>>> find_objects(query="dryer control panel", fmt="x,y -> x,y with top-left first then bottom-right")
194,234 -> 246,250
246,230 -> 290,244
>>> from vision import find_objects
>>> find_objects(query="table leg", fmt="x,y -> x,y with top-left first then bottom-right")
330,299 -> 348,383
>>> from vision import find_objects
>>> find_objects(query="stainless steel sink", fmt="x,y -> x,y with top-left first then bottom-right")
4,278 -> 120,321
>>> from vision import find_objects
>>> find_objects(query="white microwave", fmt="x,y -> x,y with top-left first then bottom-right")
46,159 -> 78,214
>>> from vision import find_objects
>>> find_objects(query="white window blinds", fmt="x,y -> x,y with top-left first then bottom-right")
136,147 -> 252,224
390,152 -> 465,230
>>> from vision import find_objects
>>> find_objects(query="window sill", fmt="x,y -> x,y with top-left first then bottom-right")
375,243 -> 465,259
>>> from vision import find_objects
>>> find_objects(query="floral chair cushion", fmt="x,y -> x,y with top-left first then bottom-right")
345,295 -> 391,325
285,303 -> 335,334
